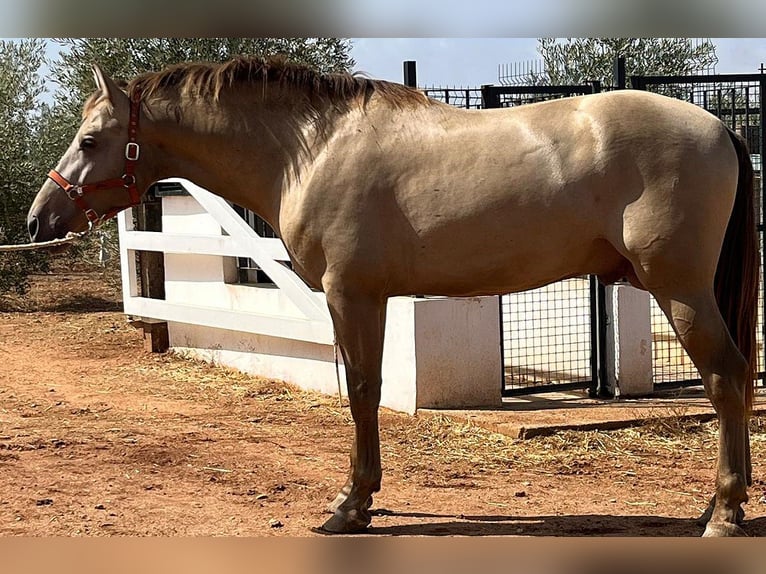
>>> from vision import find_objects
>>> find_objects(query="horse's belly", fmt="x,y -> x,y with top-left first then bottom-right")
393,225 -> 611,297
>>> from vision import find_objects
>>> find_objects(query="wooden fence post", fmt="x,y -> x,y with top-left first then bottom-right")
132,189 -> 169,352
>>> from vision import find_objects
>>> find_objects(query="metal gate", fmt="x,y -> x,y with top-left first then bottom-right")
631,71 -> 766,388
424,82 -> 608,397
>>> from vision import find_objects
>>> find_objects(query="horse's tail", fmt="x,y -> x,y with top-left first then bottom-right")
716,126 -> 759,412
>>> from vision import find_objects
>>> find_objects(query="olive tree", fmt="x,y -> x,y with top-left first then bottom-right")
0,39 -> 50,295
534,38 -> 718,86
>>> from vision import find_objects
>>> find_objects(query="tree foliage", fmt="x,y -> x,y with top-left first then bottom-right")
0,39 -> 50,295
0,37 -> 354,296
536,38 -> 718,86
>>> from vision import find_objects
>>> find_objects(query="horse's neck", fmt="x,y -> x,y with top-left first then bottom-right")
144,96 -> 322,233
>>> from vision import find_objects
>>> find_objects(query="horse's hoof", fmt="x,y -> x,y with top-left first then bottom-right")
702,521 -> 748,537
317,508 -> 371,534
696,498 -> 745,527
326,494 -> 373,514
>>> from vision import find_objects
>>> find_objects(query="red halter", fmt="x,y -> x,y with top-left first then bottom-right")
47,95 -> 143,226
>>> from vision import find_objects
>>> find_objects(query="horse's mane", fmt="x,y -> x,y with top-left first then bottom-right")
120,55 -> 431,110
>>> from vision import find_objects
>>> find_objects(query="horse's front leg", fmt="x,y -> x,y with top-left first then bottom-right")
319,289 -> 386,534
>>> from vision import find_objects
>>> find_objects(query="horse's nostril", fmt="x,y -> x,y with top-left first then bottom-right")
27,215 -> 39,242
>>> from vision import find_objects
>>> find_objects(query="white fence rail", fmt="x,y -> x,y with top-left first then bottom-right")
118,178 -> 335,345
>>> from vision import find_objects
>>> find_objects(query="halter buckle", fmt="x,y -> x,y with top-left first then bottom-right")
66,187 -> 83,200
84,209 -> 100,224
125,142 -> 140,161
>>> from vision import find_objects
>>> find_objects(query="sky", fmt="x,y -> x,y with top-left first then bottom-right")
350,38 -> 766,87
17,38 -> 766,101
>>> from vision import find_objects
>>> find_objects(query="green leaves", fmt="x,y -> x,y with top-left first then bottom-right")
0,38 -> 50,295
536,38 -> 718,86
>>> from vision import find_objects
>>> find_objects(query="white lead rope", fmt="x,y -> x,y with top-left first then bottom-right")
0,231 -> 87,252
333,332 -> 344,408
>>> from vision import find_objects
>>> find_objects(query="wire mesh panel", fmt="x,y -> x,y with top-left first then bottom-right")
502,278 -> 594,393
634,73 -> 765,387
422,87 -> 483,109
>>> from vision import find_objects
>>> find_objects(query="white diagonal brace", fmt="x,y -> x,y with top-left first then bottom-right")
172,178 -> 331,324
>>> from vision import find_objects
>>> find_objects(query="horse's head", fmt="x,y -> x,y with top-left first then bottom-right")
27,64 -> 143,242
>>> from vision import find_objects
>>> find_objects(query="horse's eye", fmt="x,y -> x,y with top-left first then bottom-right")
80,136 -> 97,150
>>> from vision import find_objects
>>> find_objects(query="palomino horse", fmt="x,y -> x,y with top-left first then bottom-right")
28,57 -> 758,536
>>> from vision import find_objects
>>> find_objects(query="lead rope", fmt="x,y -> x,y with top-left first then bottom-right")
333,330 -> 344,408
0,231 -> 87,252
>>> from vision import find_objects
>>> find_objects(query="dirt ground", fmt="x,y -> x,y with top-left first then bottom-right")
2,267 -> 766,536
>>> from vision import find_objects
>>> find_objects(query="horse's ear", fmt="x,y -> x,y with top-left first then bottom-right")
90,63 -> 129,111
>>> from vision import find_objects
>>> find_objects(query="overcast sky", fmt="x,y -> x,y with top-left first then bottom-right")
350,38 -> 766,87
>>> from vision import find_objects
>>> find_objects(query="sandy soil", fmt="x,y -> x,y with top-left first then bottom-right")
2,269 -> 766,536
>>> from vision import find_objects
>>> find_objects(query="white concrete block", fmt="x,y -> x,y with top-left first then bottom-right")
413,297 -> 502,410
169,295 -> 503,414
607,284 -> 653,397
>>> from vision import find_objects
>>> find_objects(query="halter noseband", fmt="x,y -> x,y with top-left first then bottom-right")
47,95 -> 143,227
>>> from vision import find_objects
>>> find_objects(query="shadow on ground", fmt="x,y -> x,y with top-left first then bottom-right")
365,508 -> 766,536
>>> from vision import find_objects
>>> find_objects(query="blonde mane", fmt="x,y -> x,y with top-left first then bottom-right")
118,56 -> 431,110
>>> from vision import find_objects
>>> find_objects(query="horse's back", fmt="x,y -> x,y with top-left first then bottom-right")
290,89 -> 738,297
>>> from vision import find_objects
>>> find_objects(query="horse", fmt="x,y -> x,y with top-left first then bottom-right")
27,57 -> 758,536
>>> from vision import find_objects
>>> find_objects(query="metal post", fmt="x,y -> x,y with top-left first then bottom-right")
498,296 -> 506,396
760,74 -> 766,382
717,88 -> 722,119
613,56 -> 626,90
745,86 -> 750,146
403,61 -> 417,88
588,276 -> 611,398
481,85 -> 501,109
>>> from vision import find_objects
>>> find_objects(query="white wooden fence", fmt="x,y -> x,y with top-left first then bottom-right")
118,178 -> 334,345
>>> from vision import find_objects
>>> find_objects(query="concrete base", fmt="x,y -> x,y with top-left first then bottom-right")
431,389 -> 766,440
169,295 -> 502,414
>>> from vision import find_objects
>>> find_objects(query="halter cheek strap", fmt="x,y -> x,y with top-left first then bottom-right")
47,96 -> 143,226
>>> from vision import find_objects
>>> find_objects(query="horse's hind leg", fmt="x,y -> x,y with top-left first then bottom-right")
318,288 -> 386,534
652,289 -> 749,536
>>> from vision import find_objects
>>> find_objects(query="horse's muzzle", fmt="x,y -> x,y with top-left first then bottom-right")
26,208 -> 67,243
27,213 -> 39,242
